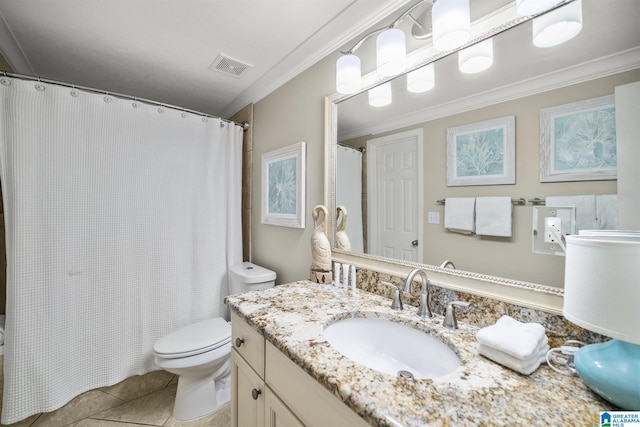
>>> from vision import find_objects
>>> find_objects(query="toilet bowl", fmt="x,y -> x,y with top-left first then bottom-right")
153,262 -> 276,420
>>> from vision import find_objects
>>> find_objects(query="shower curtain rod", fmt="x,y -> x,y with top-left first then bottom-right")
1,70 -> 250,131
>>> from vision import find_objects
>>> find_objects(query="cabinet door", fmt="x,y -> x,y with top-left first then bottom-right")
265,386 -> 305,427
231,349 -> 265,427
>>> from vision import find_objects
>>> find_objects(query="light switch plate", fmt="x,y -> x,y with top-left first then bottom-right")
532,206 -> 576,256
427,211 -> 440,224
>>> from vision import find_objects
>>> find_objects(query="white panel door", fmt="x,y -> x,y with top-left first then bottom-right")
367,129 -> 423,261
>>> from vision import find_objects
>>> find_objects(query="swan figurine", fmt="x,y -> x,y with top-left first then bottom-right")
310,205 -> 332,273
336,206 -> 352,251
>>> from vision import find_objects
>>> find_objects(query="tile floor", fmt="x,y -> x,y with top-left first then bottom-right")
0,357 -> 230,427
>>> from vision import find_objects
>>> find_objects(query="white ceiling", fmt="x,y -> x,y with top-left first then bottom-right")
1,0 -> 637,125
0,0 -> 414,117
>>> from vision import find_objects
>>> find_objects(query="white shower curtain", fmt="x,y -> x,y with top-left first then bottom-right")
0,77 -> 243,423
336,145 -> 364,253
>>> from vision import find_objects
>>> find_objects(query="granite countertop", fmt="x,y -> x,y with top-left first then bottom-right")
226,281 -> 610,427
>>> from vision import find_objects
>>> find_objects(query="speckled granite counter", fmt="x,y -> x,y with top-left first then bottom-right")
227,281 -> 610,427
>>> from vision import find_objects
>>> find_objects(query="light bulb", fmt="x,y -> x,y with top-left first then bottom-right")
458,38 -> 494,74
336,54 -> 362,94
407,64 -> 435,93
533,0 -> 582,48
432,0 -> 470,52
368,82 -> 392,107
376,28 -> 406,77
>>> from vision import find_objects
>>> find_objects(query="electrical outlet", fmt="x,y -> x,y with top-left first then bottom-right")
544,217 -> 562,243
532,206 -> 575,256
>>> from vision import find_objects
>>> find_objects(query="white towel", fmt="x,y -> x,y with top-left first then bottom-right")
476,315 -> 547,360
444,197 -> 476,234
595,194 -> 618,229
475,197 -> 512,237
478,343 -> 549,375
546,195 -> 597,232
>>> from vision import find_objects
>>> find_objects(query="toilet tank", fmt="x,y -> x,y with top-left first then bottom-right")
229,262 -> 276,295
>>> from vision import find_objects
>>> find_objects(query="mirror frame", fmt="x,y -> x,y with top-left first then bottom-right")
324,6 -> 568,315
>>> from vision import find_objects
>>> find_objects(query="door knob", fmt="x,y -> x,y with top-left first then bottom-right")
412,240 -> 419,247
251,388 -> 262,400
235,338 -> 245,347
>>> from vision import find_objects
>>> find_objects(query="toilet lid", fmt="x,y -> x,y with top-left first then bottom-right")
153,317 -> 231,359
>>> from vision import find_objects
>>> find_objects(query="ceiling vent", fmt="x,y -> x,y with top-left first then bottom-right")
209,54 -> 253,78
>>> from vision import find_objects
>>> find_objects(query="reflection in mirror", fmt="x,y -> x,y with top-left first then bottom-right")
331,0 -> 640,288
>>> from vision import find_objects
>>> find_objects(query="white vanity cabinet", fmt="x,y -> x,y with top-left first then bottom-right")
231,310 -> 303,427
230,311 -> 369,427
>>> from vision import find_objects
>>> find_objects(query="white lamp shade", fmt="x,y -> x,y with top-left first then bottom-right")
432,0 -> 470,52
406,63 -> 435,93
336,54 -> 362,95
368,82 -> 392,107
533,0 -> 582,48
376,28 -> 406,77
458,38 -> 493,74
516,0 -> 563,16
563,234 -> 640,345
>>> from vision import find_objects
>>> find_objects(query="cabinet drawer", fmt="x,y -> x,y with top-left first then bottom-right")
231,310 -> 265,377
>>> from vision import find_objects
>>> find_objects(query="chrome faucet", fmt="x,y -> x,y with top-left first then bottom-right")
404,268 -> 432,319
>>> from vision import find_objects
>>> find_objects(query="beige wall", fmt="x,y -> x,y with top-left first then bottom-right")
252,56 -> 335,284
253,54 -> 639,287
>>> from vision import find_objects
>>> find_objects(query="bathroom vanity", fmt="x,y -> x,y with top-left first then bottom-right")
227,281 -> 610,427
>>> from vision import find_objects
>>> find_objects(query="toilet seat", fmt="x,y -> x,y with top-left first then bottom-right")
154,317 -> 231,359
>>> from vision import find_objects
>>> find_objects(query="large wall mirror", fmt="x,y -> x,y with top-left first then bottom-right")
326,0 -> 640,312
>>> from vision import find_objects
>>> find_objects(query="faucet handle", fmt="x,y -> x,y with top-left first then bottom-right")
443,301 -> 470,329
381,281 -> 403,310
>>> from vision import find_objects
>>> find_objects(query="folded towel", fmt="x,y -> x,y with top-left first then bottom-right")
478,343 -> 550,375
475,196 -> 512,237
595,194 -> 618,229
546,195 -> 597,232
444,197 -> 476,234
476,315 -> 547,360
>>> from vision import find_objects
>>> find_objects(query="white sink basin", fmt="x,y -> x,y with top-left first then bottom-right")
323,317 -> 460,379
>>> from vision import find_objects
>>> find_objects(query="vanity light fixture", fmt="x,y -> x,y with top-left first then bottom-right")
515,0 -> 563,16
406,63 -> 435,93
458,38 -> 493,74
376,28 -> 407,77
563,233 -> 640,410
336,54 -> 362,95
432,0 -> 471,52
368,82 -> 392,107
532,0 -> 582,47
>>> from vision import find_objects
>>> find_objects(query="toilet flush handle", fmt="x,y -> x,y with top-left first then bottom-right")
235,337 -> 245,347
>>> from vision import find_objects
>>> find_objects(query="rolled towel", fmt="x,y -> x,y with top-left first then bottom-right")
478,343 -> 550,375
476,315 -> 547,360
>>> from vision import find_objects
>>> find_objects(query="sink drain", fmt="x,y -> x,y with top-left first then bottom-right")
397,370 -> 414,379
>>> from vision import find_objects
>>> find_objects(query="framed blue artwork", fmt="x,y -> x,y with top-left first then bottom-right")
446,116 -> 516,186
261,141 -> 306,228
540,95 -> 616,182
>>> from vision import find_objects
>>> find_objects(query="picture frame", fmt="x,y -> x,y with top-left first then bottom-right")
540,95 -> 616,182
446,115 -> 515,186
261,141 -> 306,228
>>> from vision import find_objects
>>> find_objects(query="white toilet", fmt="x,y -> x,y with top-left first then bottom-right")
153,262 -> 276,420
